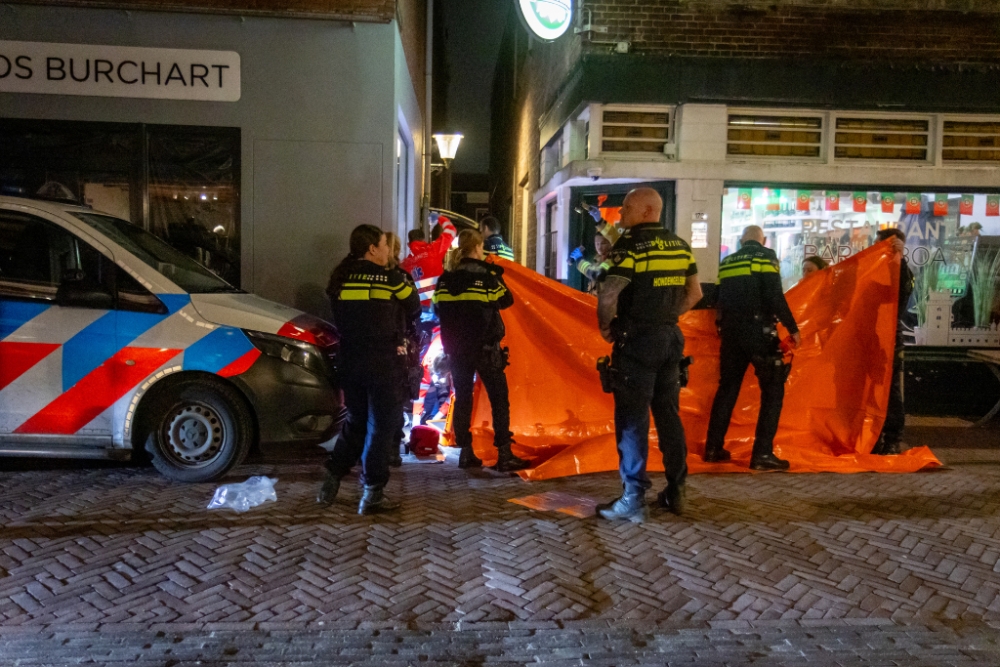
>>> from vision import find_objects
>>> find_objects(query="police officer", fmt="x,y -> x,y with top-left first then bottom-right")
703,225 -> 800,470
871,227 -> 913,455
596,188 -> 702,522
319,224 -> 421,514
434,228 -> 530,472
480,217 -> 515,261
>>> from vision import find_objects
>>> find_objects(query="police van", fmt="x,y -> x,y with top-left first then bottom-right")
0,195 -> 344,482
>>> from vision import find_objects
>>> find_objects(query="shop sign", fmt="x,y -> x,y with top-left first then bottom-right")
0,40 -> 240,102
517,0 -> 573,41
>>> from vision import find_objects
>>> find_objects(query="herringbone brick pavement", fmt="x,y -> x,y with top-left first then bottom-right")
1,445 -> 1000,664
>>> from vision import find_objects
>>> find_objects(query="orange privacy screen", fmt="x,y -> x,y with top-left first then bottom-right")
466,242 -> 940,479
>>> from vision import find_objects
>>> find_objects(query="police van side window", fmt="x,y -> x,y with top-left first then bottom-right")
116,267 -> 167,314
0,211 -> 56,299
0,211 -> 112,305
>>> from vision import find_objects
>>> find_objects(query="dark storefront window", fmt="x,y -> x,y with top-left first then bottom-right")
0,119 -> 241,287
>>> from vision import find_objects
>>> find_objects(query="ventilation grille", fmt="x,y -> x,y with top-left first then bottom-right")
834,117 -> 929,161
727,114 -> 823,158
943,121 -> 1000,162
601,110 -> 671,153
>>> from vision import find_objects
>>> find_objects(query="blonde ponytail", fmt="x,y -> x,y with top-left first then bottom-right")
444,229 -> 484,271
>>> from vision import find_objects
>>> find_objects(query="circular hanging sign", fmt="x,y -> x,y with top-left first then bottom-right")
518,0 -> 573,41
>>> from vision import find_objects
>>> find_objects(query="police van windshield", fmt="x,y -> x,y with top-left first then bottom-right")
71,212 -> 240,294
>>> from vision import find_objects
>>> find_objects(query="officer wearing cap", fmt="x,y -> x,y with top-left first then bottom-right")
703,225 -> 800,471
596,187 -> 702,522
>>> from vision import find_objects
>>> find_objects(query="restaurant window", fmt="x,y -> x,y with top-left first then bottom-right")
721,186 -> 1000,344
727,114 -> 823,158
600,108 -> 671,154
834,117 -> 930,161
0,119 -> 241,287
942,121 -> 1000,163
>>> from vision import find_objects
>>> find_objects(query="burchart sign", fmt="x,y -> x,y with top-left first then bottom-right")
518,0 -> 573,41
0,41 -> 241,102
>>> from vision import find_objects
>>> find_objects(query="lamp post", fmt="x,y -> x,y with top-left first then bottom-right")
433,132 -> 463,211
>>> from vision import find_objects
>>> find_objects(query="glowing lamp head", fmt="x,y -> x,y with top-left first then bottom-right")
433,133 -> 464,163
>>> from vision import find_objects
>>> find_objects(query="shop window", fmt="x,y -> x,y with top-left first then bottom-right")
834,117 -> 929,161
0,119 -> 140,221
942,121 -> 1000,163
0,119 -> 241,287
601,108 -> 671,153
726,114 -> 823,158
147,127 -> 240,287
719,187 -> 995,302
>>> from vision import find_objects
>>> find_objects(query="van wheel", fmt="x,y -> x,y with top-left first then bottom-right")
144,379 -> 253,483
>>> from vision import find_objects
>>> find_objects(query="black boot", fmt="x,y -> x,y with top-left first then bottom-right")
882,440 -> 904,455
656,483 -> 686,516
749,452 -> 790,471
596,491 -> 647,523
494,442 -> 530,472
358,484 -> 400,515
703,447 -> 731,463
316,472 -> 343,504
458,447 -> 483,469
873,437 -> 903,455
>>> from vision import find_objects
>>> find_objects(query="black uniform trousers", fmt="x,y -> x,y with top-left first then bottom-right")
611,326 -> 687,494
876,328 -> 905,448
450,346 -> 512,450
326,352 -> 406,487
705,330 -> 786,459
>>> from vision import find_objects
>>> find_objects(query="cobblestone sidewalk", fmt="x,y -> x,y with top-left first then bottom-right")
1,445 -> 999,664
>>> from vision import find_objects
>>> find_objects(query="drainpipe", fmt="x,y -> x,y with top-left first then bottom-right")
420,0 -> 434,238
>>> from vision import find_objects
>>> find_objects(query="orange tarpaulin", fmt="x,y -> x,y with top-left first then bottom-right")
466,242 -> 940,478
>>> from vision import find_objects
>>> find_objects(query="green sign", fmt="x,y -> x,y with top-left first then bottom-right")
518,0 -> 573,41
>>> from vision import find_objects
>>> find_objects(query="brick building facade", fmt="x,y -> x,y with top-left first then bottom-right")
491,0 -> 1000,292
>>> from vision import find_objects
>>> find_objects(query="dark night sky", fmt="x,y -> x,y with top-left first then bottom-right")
439,0 -> 509,175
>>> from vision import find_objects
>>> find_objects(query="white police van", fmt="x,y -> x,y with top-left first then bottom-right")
0,196 -> 344,482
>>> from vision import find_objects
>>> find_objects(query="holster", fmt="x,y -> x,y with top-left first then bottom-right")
597,356 -> 613,393
752,353 -> 792,386
483,344 -> 510,370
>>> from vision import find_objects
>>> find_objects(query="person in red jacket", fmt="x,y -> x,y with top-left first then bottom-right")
401,213 -> 458,309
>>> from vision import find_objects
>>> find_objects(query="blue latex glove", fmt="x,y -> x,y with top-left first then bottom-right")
588,208 -> 603,223
568,247 -> 585,263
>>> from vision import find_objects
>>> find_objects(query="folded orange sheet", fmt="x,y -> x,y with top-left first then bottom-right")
465,243 -> 940,478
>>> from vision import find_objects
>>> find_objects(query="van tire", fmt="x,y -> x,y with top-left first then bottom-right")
144,378 -> 253,483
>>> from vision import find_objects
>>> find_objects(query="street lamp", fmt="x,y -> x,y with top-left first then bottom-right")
433,132 -> 463,210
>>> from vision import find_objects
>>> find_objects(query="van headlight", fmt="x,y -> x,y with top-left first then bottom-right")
244,330 -> 328,377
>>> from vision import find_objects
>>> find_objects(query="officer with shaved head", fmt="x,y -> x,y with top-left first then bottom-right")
703,225 -> 800,471
595,187 -> 702,522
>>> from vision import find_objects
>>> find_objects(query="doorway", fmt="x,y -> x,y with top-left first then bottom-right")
565,181 -> 675,292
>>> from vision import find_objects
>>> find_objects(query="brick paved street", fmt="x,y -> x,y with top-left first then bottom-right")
2,441 -> 1000,665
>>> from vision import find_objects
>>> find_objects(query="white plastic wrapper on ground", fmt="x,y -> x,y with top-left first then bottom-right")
206,476 -> 278,513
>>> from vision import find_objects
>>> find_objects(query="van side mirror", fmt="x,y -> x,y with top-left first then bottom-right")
56,278 -> 115,310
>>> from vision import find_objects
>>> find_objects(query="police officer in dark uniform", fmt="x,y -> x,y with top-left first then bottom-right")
871,227 -> 913,455
434,229 -> 530,472
703,225 -> 800,470
480,217 -> 515,261
596,188 -> 703,522
319,224 -> 421,514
